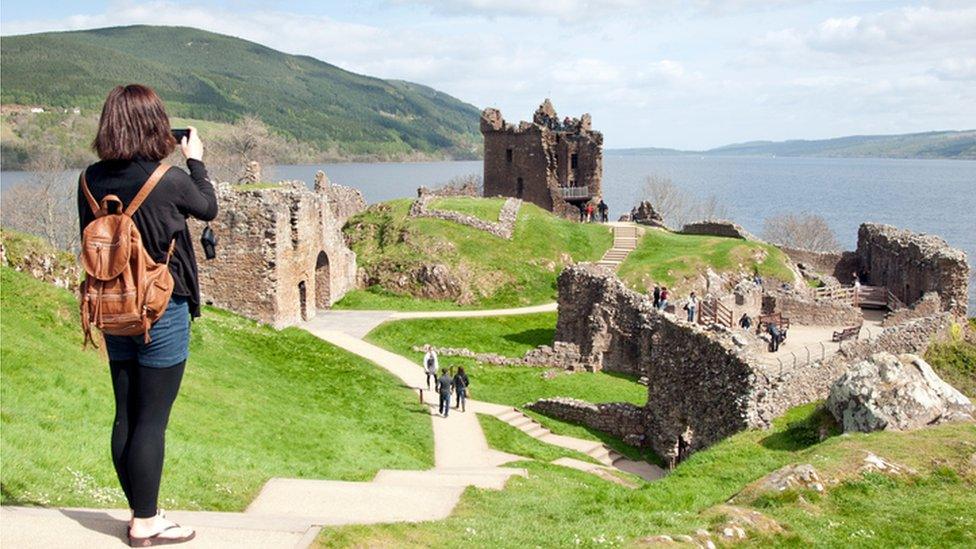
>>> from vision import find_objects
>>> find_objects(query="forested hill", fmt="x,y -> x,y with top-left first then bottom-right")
1,25 -> 481,159
610,130 -> 976,160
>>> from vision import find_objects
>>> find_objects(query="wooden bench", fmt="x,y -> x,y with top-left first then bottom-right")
832,324 -> 862,342
756,313 -> 790,335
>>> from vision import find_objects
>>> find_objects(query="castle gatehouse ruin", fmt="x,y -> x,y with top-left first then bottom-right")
480,99 -> 603,218
189,171 -> 366,328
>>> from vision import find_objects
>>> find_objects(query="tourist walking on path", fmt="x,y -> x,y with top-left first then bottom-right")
585,201 -> 595,222
685,292 -> 698,323
423,345 -> 439,390
598,199 -> 609,223
78,84 -> 217,546
453,367 -> 469,412
653,285 -> 661,309
739,313 -> 752,330
767,322 -> 785,352
659,287 -> 669,311
437,369 -> 454,417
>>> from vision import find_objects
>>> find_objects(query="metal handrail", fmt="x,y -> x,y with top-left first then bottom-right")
558,186 -> 591,199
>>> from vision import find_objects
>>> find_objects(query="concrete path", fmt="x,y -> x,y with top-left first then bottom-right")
309,302 -> 558,339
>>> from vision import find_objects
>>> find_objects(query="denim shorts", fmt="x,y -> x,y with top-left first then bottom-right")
104,296 -> 190,368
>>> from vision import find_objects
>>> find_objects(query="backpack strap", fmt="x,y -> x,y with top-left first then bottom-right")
124,163 -> 171,217
79,171 -> 99,216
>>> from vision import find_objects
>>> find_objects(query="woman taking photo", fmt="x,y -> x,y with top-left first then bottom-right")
79,84 -> 217,546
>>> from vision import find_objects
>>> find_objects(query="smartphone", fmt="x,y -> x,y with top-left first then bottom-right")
171,128 -> 191,142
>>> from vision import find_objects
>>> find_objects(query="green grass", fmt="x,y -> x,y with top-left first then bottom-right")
617,228 -> 794,294
364,313 -> 647,407
229,182 -> 283,191
0,267 -> 433,511
339,198 -> 613,310
477,414 -> 596,464
924,320 -> 976,398
429,197 -> 505,223
318,404 -> 976,548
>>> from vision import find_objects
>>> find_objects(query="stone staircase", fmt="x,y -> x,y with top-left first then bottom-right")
596,224 -> 641,269
494,408 -> 630,467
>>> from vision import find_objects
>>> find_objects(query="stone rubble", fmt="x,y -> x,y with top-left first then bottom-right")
409,193 -> 522,240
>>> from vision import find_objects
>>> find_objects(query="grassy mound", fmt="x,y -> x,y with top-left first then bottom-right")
429,196 -> 505,222
617,228 -> 795,295
339,198 -> 613,310
318,403 -> 976,547
0,267 -> 432,511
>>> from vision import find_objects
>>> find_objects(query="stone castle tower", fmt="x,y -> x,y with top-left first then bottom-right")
189,172 -> 365,328
480,99 -> 603,218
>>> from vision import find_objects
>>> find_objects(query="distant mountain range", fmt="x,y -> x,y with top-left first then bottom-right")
1,25 -> 481,160
609,130 -> 976,160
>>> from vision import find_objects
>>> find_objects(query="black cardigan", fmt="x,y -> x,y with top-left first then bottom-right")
78,158 -> 218,318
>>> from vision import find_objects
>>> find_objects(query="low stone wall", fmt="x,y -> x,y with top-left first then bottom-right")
679,220 -> 756,240
417,182 -> 479,198
771,293 -> 863,327
409,194 -> 522,239
882,291 -> 942,327
411,341 -> 582,370
525,398 -> 648,446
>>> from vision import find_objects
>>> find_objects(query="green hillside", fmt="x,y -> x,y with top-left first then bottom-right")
1,25 -> 481,159
0,266 -> 432,511
338,198 -> 614,310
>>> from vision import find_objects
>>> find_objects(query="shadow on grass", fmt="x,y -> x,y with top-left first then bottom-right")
502,328 -> 556,347
760,405 -> 840,452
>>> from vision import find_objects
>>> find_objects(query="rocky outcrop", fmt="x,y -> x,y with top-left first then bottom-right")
629,201 -> 666,228
826,352 -> 975,433
0,231 -> 82,290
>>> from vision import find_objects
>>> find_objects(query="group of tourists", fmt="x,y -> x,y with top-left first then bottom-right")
578,199 -> 609,223
423,346 -> 470,416
652,285 -> 670,311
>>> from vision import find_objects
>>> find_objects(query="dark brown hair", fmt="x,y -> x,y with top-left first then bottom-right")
92,84 -> 176,161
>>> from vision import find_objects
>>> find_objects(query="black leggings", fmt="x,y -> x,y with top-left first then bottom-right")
109,359 -> 186,518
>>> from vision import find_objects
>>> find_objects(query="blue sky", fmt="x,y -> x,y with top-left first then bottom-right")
2,0 -> 974,149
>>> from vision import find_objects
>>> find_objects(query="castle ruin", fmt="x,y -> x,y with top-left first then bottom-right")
481,99 -> 603,218
189,171 -> 366,328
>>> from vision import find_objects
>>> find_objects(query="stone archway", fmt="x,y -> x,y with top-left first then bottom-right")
315,251 -> 331,309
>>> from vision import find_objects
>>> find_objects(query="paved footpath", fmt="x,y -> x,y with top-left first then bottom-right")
1,302 -> 663,548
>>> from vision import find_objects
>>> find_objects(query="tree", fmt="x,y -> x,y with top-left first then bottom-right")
641,175 -> 689,227
1,148 -> 79,251
762,213 -> 840,252
206,115 -> 285,183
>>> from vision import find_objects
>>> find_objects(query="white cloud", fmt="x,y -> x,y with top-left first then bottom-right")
932,57 -> 976,81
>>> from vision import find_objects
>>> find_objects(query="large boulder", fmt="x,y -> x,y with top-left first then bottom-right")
827,352 -> 974,433
630,201 -> 666,228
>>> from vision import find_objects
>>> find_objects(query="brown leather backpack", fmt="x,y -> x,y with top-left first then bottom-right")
79,164 -> 175,347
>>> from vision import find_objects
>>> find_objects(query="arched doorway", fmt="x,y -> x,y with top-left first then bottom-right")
298,280 -> 308,321
315,251 -> 331,309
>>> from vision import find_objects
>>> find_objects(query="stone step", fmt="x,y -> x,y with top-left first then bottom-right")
516,419 -> 542,433
495,409 -> 521,422
523,424 -> 550,438
371,468 -> 523,490
608,450 -> 624,464
245,478 -> 463,525
508,415 -> 534,429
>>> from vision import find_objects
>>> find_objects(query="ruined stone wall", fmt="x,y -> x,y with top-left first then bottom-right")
548,264 -> 955,463
781,247 -> 859,284
679,221 -> 756,240
555,264 -> 656,376
882,291 -> 942,327
190,178 -> 361,328
857,223 -> 969,316
409,194 -> 522,239
526,398 -> 648,447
